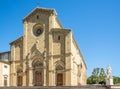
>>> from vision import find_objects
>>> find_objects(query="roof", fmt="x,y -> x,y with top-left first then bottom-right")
72,36 -> 87,69
10,36 -> 23,45
0,60 -> 10,65
23,7 -> 57,22
0,51 -> 10,55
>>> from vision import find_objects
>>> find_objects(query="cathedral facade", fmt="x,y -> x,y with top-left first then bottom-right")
10,7 -> 87,86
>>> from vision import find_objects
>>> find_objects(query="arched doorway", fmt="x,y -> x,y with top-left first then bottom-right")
4,76 -> 7,86
55,65 -> 64,86
17,70 -> 23,86
33,61 -> 43,86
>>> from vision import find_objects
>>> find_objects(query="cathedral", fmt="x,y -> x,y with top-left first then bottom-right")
9,7 -> 87,86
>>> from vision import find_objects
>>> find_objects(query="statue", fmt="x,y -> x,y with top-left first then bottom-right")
107,64 -> 112,78
35,40 -> 39,49
43,48 -> 47,67
43,48 -> 46,59
26,53 -> 30,60
106,64 -> 113,85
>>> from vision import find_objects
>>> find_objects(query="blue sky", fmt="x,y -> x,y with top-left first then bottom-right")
0,0 -> 120,77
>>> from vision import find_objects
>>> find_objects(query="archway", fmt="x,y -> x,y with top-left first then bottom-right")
17,70 -> 23,86
33,61 -> 43,86
4,76 -> 8,86
55,65 -> 64,86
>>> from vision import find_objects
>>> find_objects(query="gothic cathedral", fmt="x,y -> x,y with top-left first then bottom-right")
10,7 -> 87,86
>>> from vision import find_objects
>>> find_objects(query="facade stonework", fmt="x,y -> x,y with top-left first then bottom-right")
10,7 -> 87,86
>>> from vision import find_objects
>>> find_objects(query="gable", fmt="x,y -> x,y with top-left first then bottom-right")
23,7 -> 57,22
30,43 -> 43,59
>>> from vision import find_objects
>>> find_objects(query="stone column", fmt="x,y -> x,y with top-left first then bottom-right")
14,73 -> 17,86
43,49 -> 47,86
29,68 -> 33,86
43,67 -> 46,86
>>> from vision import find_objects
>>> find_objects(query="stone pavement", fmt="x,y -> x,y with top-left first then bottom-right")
0,85 -> 108,89
0,85 -> 120,89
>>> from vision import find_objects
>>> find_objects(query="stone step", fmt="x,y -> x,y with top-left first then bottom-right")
0,86 -> 108,89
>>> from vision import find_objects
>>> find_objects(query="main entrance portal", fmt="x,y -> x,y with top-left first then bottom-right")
33,61 -> 43,86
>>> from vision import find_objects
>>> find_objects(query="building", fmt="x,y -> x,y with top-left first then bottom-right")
0,52 -> 10,86
8,7 -> 87,86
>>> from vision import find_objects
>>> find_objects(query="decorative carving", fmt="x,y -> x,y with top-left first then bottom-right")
26,53 -> 30,60
33,62 -> 43,68
30,44 -> 43,60
43,48 -> 46,59
56,65 -> 64,71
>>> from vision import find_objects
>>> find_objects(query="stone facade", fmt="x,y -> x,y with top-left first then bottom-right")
10,7 -> 87,86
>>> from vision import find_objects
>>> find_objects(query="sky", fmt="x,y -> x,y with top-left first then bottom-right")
0,0 -> 120,77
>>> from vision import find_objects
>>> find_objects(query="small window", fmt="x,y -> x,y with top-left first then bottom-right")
81,63 -> 82,68
37,15 -> 39,19
18,44 -> 21,48
4,65 -> 8,68
58,35 -> 61,40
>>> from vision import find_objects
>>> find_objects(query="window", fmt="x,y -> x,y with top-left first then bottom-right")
4,65 -> 8,68
81,63 -> 82,68
37,15 -> 39,19
58,35 -> 61,40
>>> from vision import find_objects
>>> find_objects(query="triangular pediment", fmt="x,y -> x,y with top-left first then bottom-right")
23,7 -> 57,22
30,44 -> 43,59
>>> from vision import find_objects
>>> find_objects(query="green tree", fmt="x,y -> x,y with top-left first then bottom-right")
99,68 -> 106,84
113,76 -> 120,84
87,68 -> 106,84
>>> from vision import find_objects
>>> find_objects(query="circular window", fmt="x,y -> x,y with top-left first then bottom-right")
33,28 -> 43,37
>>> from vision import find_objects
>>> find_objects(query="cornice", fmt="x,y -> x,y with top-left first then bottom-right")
10,36 -> 23,45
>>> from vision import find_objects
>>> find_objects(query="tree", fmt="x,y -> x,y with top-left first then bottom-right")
87,68 -> 106,84
113,76 -> 120,84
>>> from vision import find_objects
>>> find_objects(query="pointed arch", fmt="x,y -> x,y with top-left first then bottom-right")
30,49 -> 43,60
32,59 -> 43,68
54,61 -> 64,70
16,68 -> 23,86
54,61 -> 65,86
32,59 -> 44,86
56,65 -> 64,71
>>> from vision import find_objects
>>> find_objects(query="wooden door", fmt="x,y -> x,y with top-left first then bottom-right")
35,71 -> 42,86
57,73 -> 63,86
4,77 -> 7,86
17,76 -> 22,86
